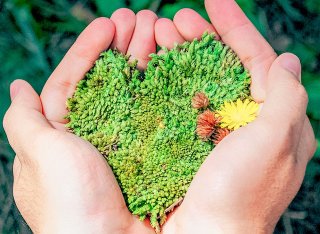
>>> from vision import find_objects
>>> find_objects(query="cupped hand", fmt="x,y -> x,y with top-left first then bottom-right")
4,1 -> 317,233
4,9 -> 158,234
157,0 -> 316,233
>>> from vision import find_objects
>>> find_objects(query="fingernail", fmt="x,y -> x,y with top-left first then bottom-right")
280,54 -> 301,82
10,81 -> 21,101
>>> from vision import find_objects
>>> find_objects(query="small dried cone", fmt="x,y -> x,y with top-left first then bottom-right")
213,128 -> 230,145
196,110 -> 219,140
192,92 -> 209,109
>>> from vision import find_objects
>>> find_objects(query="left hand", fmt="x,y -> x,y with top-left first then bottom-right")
4,10 -> 159,234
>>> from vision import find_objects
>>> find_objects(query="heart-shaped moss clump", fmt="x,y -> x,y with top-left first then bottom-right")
66,33 -> 251,231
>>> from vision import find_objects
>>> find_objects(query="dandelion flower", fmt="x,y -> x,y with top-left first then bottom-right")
192,92 -> 209,109
217,99 -> 259,130
196,110 -> 219,140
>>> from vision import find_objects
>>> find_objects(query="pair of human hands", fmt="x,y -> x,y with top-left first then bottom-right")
3,0 -> 316,233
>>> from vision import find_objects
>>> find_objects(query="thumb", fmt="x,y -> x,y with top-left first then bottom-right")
9,79 -> 43,110
3,80 -> 52,156
259,53 -> 307,133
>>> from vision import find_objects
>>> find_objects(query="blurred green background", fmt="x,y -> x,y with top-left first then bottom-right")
0,0 -> 319,233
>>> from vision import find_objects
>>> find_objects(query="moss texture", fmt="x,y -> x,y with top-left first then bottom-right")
66,33 -> 251,230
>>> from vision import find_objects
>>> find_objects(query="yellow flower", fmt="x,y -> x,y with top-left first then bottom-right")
217,99 -> 259,130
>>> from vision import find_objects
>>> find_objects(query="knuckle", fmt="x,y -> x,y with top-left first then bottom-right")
283,78 -> 308,111
69,45 -> 94,64
3,105 -> 16,134
296,83 -> 308,104
309,137 -> 318,160
3,109 -> 10,132
52,78 -> 74,92
244,50 -> 277,71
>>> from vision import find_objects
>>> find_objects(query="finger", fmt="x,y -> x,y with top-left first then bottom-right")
205,0 -> 277,102
126,10 -> 158,69
155,18 -> 185,50
173,8 -> 218,41
41,17 -> 115,125
260,53 -> 306,133
4,80 -> 52,157
110,8 -> 136,54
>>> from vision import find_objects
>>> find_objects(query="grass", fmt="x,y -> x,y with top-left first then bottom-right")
0,0 -> 319,233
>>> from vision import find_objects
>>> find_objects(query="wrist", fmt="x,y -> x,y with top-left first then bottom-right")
163,211 -> 273,234
39,214 -> 112,234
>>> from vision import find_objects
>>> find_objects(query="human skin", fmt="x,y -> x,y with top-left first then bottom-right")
5,10 -> 157,234
3,1 -> 316,234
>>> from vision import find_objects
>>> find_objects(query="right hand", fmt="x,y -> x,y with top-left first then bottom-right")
154,1 -> 317,233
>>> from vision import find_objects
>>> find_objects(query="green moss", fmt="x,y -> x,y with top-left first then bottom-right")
66,33 -> 251,230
